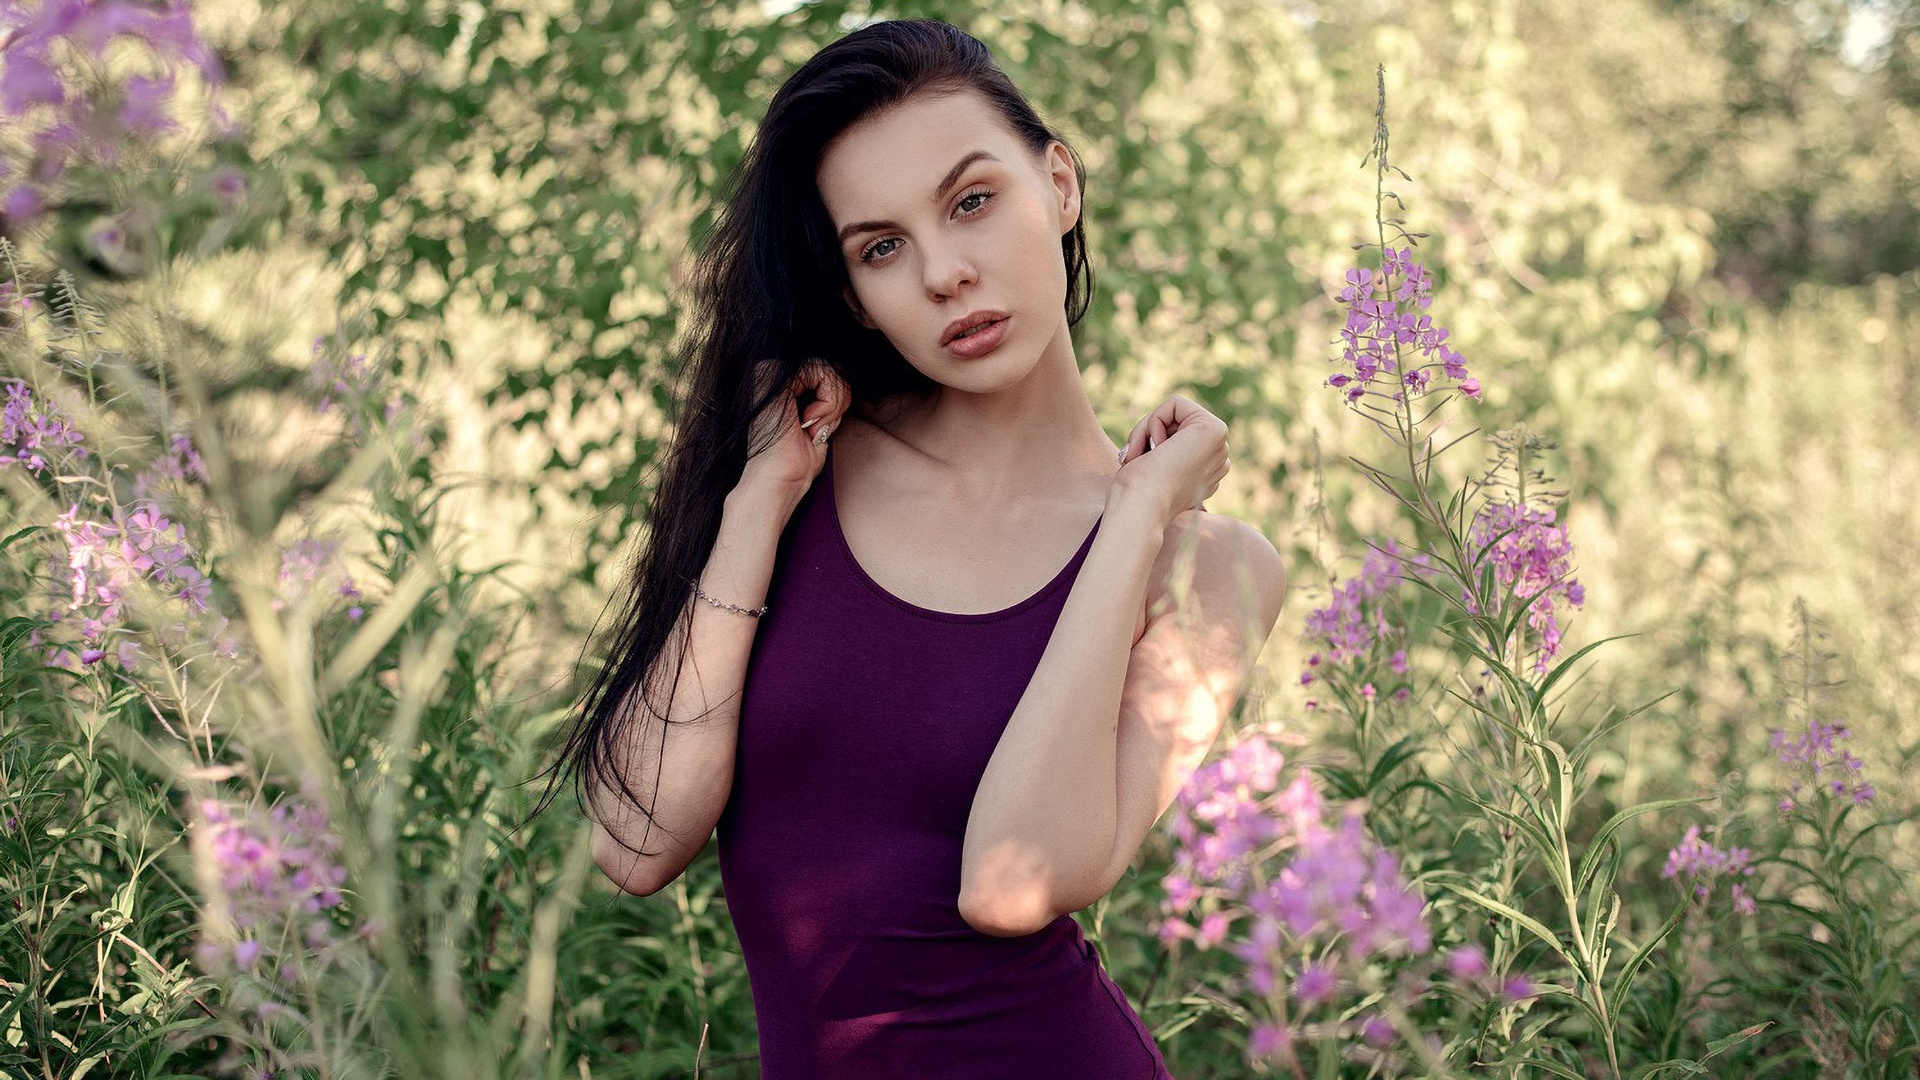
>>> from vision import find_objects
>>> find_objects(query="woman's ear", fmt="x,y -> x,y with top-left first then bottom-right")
843,286 -> 875,329
1046,141 -> 1081,235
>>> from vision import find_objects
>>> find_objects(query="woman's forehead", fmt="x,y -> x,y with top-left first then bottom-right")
816,91 -> 1027,218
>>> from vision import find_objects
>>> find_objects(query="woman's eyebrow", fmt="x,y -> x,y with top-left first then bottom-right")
931,149 -> 999,202
836,149 -> 1003,244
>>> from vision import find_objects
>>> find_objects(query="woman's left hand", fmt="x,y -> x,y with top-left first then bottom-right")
1113,395 -> 1231,526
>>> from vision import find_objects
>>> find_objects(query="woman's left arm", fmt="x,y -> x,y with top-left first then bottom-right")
959,399 -> 1287,937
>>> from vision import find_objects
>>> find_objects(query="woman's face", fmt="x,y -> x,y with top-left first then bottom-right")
816,89 -> 1081,397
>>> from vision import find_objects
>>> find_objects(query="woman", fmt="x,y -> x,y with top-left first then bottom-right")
546,18 -> 1285,1077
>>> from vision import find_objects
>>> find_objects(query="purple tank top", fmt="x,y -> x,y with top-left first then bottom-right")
716,461 -> 1175,1079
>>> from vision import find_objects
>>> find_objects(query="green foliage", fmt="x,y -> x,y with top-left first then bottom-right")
0,614 -> 212,1079
3,0 -> 1916,1077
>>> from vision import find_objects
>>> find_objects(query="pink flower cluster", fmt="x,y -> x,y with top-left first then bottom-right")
1661,824 -> 1757,916
195,795 -> 349,972
1303,540 -> 1428,669
1771,718 -> 1874,810
0,0 -> 225,221
2,377 -> 86,473
1162,734 -> 1433,1064
1466,502 -> 1585,673
44,499 -> 209,668
1329,247 -> 1480,406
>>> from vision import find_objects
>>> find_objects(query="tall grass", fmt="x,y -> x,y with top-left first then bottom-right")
1,8 -> 1914,1079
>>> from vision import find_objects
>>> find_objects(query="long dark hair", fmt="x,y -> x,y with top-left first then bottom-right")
534,20 -> 1093,841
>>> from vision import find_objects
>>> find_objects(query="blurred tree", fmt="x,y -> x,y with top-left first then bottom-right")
1511,0 -> 1920,300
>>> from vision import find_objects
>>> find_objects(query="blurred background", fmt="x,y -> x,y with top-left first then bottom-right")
4,0 -> 1917,1075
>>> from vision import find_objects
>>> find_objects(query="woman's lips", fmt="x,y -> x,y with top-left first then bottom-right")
944,316 -> 1008,359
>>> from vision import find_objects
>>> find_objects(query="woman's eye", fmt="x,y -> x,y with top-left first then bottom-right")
860,237 -> 902,263
956,187 -> 994,216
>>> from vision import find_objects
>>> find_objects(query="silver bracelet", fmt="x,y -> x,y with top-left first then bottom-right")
694,584 -> 768,618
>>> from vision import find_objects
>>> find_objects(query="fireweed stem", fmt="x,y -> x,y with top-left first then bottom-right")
1362,66 -> 1626,1079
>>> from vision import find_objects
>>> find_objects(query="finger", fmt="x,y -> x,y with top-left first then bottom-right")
798,364 -> 852,429
817,366 -> 853,426
1146,415 -> 1171,452
1120,414 -> 1153,463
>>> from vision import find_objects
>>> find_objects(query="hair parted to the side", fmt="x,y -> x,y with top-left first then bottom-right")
533,19 -> 1093,846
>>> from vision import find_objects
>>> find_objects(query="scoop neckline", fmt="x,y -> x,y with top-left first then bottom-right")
821,452 -> 1102,624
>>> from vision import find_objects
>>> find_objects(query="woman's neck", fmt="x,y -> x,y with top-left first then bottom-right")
866,334 -> 1118,497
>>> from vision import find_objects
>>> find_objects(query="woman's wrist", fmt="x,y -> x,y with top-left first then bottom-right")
1102,475 -> 1180,540
726,467 -> 807,530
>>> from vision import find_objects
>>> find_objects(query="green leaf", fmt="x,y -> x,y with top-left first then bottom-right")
1489,1057 -> 1587,1080
1576,797 -> 1707,894
1614,893 -> 1691,999
1631,1058 -> 1709,1079
1437,881 -> 1567,961
0,524 -> 41,552
1535,633 -> 1638,699
1703,1021 -> 1774,1059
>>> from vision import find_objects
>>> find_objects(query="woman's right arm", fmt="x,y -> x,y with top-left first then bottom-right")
590,364 -> 848,896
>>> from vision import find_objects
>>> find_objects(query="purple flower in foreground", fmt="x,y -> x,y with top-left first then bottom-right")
1360,1014 -> 1396,1047
195,794 -> 349,976
1294,960 -> 1337,1005
1248,1021 -> 1293,1063
1446,944 -> 1488,978
118,73 -> 175,133
209,164 -> 245,208
0,0 -> 224,216
1165,733 -> 1434,1061
42,498 -> 209,666
2,185 -> 44,221
131,433 -> 209,503
1,50 -> 65,113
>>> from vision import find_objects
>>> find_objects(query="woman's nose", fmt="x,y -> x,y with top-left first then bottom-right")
922,241 -> 977,299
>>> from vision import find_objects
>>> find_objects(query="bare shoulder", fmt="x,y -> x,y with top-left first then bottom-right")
1148,511 -> 1287,648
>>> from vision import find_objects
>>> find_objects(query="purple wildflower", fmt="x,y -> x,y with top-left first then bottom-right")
1330,247 -> 1479,407
0,51 -> 65,113
1248,1022 -> 1293,1062
275,537 -> 365,621
43,499 -> 208,663
195,793 -> 349,976
209,164 -> 245,208
0,0 -> 224,215
117,73 -> 175,133
1302,539 -> 1431,668
306,338 -> 382,414
1294,961 -> 1337,1005
131,432 -> 209,503
1771,717 -> 1874,808
1662,825 -> 1756,915
1360,1014 -> 1396,1047
1445,944 -> 1488,979
1164,733 -> 1434,1056
2,378 -> 87,472
1466,502 -> 1584,673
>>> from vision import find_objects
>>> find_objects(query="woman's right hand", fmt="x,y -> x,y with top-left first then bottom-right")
736,361 -> 852,506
